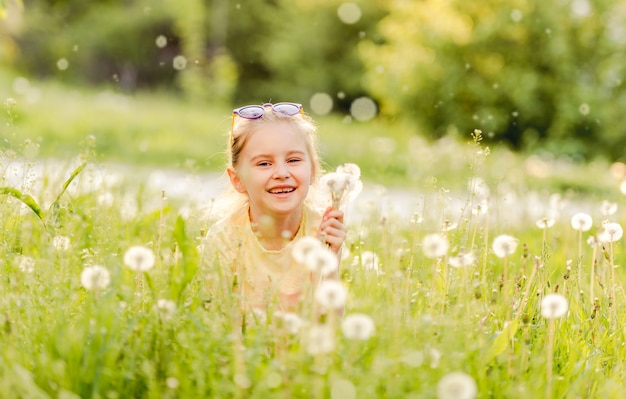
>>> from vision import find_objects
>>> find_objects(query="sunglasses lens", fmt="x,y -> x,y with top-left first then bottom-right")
273,103 -> 302,116
236,106 -> 265,119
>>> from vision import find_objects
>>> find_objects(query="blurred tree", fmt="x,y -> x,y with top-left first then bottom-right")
224,0 -> 387,110
360,0 -> 626,161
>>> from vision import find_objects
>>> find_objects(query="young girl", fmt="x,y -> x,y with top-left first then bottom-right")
202,102 -> 346,314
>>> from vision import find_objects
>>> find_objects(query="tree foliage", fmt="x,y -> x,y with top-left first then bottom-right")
4,0 -> 626,159
360,0 -> 626,160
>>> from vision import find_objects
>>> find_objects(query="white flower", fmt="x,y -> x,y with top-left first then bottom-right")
620,180 -> 626,195
314,280 -> 348,309
359,251 -> 380,273
17,255 -> 35,273
492,234 -> 518,258
123,245 -> 155,272
422,234 -> 449,259
436,371 -> 478,399
275,312 -> 303,334
598,222 -> 623,243
304,324 -> 335,355
600,200 -> 618,216
448,250 -> 475,268
336,163 -> 361,179
535,217 -> 555,229
80,265 -> 111,291
156,299 -> 177,321
570,212 -> 593,232
319,164 -> 363,209
341,313 -> 375,340
540,293 -> 569,319
292,236 -> 325,264
303,246 -> 339,277
471,200 -> 489,216
52,235 -> 71,251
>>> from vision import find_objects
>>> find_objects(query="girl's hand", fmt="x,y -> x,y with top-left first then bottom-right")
318,207 -> 346,254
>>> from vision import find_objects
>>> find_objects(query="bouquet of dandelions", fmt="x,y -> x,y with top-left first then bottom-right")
319,163 -> 363,211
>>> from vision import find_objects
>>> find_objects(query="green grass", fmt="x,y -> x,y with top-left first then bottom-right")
3,71 -> 626,398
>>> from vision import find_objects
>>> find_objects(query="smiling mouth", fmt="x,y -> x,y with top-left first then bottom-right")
269,187 -> 296,194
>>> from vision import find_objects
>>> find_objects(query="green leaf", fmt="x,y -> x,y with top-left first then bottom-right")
171,215 -> 199,301
0,186 -> 45,221
49,161 -> 87,211
486,318 -> 519,362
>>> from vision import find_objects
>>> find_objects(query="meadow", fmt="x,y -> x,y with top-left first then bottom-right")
2,76 -> 626,398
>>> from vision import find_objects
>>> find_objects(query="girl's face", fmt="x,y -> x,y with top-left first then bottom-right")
228,121 -> 313,221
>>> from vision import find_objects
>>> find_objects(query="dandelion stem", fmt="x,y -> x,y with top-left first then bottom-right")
545,318 -> 555,399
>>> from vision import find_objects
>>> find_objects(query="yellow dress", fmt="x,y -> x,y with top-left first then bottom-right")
202,205 -> 322,312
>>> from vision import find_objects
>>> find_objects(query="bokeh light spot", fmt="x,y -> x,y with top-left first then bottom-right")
350,97 -> 377,121
337,3 -> 362,25
310,92 -> 333,115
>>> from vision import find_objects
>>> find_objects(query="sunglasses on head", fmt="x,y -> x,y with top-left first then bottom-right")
232,102 -> 304,120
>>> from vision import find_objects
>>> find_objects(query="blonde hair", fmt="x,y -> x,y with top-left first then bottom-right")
208,106 -> 324,221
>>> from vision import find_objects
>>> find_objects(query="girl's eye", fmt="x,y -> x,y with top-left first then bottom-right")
257,161 -> 271,167
288,158 -> 302,163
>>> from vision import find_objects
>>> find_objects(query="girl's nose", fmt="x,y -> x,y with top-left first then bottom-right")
273,162 -> 290,179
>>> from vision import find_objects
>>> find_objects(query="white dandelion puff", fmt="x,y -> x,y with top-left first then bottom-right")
540,293 -> 569,319
292,236 -> 325,264
156,299 -> 177,321
123,245 -> 156,272
17,255 -> 35,273
80,265 -> 111,291
598,222 -> 623,243
275,312 -> 303,335
303,246 -> 339,277
359,251 -> 380,273
314,280 -> 348,309
436,371 -> 478,399
448,250 -> 475,268
600,200 -> 618,216
304,324 -> 335,355
571,212 -> 593,231
422,234 -> 450,259
492,234 -> 518,258
341,313 -> 375,340
319,163 -> 363,209
536,217 -> 555,229
52,235 -> 71,251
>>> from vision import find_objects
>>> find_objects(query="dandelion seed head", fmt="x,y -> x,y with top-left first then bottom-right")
448,250 -> 475,268
156,299 -> 177,321
422,234 -> 450,259
341,313 -> 375,340
80,265 -> 111,291
52,235 -> 71,251
599,222 -> 623,243
292,237 -> 324,264
303,246 -> 339,277
620,180 -> 626,195
437,371 -> 478,399
492,234 -> 518,258
305,324 -> 335,355
359,251 -> 380,273
535,217 -> 555,229
315,280 -> 348,309
123,245 -> 155,272
540,293 -> 569,319
275,312 -> 303,334
17,255 -> 35,273
336,163 -> 361,179
571,212 -> 593,231
600,200 -> 618,216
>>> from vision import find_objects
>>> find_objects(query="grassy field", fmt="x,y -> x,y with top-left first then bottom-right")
2,73 -> 626,398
